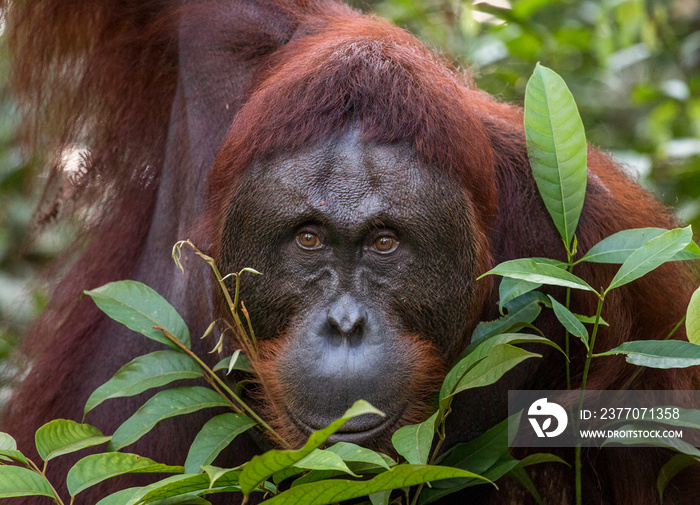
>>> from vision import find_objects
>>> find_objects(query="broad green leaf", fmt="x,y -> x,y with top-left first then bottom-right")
147,494 -> 211,504
516,453 -> 569,467
126,472 -> 241,505
657,454 -> 699,502
96,487 -> 144,505
85,280 -> 191,349
67,453 -> 183,496
480,259 -> 597,294
524,62 -> 587,248
548,295 -> 589,348
440,344 -> 540,406
575,314 -> 609,327
0,433 -> 28,465
436,415 -> 512,472
86,351 -> 203,415
687,287 -> 700,345
0,432 -> 16,450
580,227 -> 700,264
419,415 -> 565,504
418,458 -> 518,504
472,291 -> 546,346
238,400 -> 383,496
289,466 -> 382,488
0,466 -> 55,499
369,490 -> 391,505
110,387 -> 229,450
35,419 -> 110,462
294,449 -> 358,476
262,465 -> 490,505
0,449 -> 29,465
213,353 -> 254,374
498,277 -> 541,314
595,340 -> 700,368
606,226 -> 693,293
444,334 -> 562,404
325,442 -> 391,470
184,413 -> 255,474
392,411 -> 439,465
507,467 -> 541,505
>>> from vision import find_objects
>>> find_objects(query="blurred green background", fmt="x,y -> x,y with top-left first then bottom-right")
1,0 -> 699,402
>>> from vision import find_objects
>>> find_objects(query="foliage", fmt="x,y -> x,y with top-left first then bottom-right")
1,65 -> 700,504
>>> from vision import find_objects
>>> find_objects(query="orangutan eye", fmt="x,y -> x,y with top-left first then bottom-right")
372,234 -> 398,254
296,231 -> 322,250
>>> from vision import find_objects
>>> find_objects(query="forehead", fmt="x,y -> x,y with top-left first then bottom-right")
239,131 -> 461,226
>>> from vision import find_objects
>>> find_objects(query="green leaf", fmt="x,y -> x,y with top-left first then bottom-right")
294,449 -> 358,476
606,226 -> 693,293
66,453 -> 183,496
595,340 -> 700,368
325,442 -> 391,470
548,295 -> 589,349
687,287 -> 700,345
472,291 -> 546,346
498,278 -> 541,314
213,353 -> 254,374
110,387 -> 229,451
442,334 -> 561,406
369,490 -> 391,505
436,415 -> 512,473
114,474 -> 219,505
524,62 -> 587,249
262,465 -> 490,505
479,259 -> 598,294
0,432 -> 16,450
238,400 -> 383,496
575,314 -> 609,327
128,472 -> 241,505
0,449 -> 29,465
35,419 -> 110,462
418,415 -> 563,505
516,453 -> 569,467
147,494 -> 211,504
0,433 -> 28,465
184,413 -> 255,474
85,280 -> 191,349
86,351 -> 203,415
95,487 -> 144,505
0,466 -> 55,499
392,411 -> 439,465
657,454 -> 699,502
440,344 -> 540,406
579,227 -> 700,264
580,227 -> 661,263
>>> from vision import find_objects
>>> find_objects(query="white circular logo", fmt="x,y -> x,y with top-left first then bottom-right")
528,398 -> 568,438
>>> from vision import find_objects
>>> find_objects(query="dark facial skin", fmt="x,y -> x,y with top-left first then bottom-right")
219,130 -> 479,445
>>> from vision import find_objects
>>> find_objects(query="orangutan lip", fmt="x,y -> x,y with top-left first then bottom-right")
286,405 -> 403,441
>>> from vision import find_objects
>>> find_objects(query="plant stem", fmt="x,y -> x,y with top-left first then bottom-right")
28,458 -> 66,505
574,294 -> 605,505
564,286 -> 572,390
410,406 -> 451,505
579,295 -> 604,393
156,326 -> 290,448
564,247 -> 576,390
